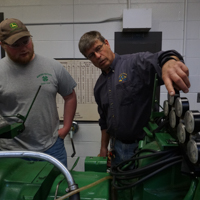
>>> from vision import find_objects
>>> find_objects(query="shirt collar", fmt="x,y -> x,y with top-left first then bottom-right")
110,53 -> 119,70
101,53 -> 120,75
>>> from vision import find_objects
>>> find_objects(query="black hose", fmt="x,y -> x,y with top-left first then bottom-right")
132,147 -> 179,160
115,157 -> 182,179
112,159 -> 182,190
152,118 -> 169,134
112,155 -> 182,177
110,145 -> 182,190
111,148 -> 180,174
117,151 -> 180,173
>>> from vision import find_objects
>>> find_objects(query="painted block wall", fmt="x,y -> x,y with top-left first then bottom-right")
0,0 -> 200,171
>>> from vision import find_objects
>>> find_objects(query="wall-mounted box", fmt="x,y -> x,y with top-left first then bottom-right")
123,8 -> 152,32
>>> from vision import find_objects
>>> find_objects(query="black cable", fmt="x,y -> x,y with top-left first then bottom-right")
152,118 -> 169,133
115,157 -> 181,179
111,148 -> 180,174
133,147 -> 179,159
112,155 -> 182,177
111,146 -> 182,190
112,159 -> 182,190
115,157 -> 182,180
113,153 -> 178,174
132,147 -> 179,169
115,159 -> 182,187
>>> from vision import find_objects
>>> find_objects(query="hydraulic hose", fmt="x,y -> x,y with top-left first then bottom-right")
116,152 -> 179,174
112,159 -> 182,190
152,118 -> 169,134
55,176 -> 112,200
114,156 -> 182,178
110,145 -> 183,190
111,149 -> 180,175
113,155 -> 182,180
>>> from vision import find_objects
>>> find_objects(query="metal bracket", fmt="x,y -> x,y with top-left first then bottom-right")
69,121 -> 78,158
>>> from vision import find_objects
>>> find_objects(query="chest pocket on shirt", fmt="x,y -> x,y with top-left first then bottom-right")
116,79 -> 142,106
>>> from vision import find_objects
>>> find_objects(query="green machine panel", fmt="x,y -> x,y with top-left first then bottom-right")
85,156 -> 107,172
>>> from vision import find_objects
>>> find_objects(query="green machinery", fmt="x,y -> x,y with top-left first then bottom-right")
1,77 -> 200,200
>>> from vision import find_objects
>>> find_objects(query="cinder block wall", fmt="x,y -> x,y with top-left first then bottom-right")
0,0 -> 200,171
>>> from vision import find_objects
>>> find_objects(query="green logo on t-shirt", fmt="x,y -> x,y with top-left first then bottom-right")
42,76 -> 48,82
37,73 -> 52,85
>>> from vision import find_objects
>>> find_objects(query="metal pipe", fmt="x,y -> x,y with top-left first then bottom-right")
24,17 -> 122,26
0,151 -> 78,191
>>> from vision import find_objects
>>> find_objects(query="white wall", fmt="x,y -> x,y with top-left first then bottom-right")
0,0 -> 200,171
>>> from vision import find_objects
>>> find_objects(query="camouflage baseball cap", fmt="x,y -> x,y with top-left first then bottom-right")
0,18 -> 31,45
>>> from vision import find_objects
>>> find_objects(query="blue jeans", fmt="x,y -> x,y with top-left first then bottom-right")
1,137 -> 68,168
44,137 -> 67,168
111,138 -> 138,167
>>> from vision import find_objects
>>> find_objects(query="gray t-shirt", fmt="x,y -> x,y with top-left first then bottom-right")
0,54 -> 76,151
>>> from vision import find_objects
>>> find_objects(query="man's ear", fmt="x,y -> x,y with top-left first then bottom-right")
104,39 -> 111,48
104,39 -> 109,45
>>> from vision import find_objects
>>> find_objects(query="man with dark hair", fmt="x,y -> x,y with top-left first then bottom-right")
0,18 -> 77,167
79,30 -> 190,166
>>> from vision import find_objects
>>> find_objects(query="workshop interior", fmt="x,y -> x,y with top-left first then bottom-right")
0,0 -> 200,200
